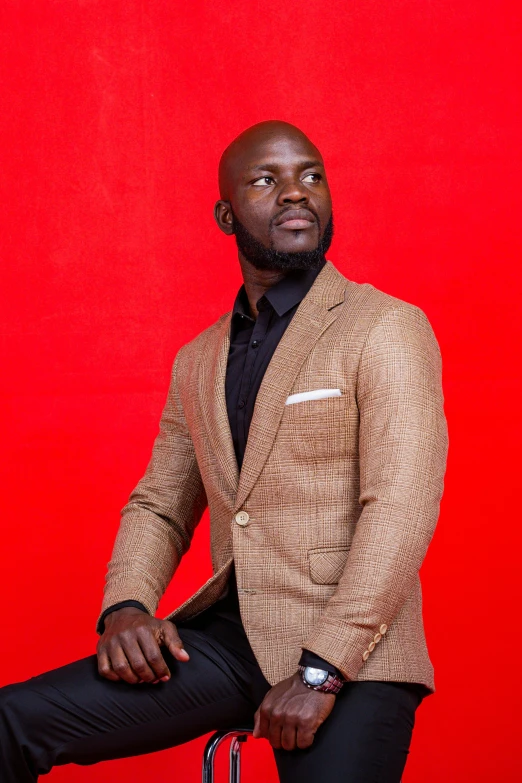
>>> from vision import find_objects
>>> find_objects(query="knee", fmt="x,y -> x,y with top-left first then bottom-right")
0,680 -> 43,734
0,684 -> 26,751
0,680 -> 55,756
0,683 -> 17,719
0,682 -> 48,778
0,681 -> 29,723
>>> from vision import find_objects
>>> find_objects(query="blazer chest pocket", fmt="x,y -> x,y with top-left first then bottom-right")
309,546 -> 350,585
280,394 -> 354,461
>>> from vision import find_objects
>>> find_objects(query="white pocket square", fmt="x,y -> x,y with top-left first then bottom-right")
285,388 -> 342,406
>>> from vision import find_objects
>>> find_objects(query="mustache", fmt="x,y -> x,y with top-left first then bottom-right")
269,205 -> 321,232
229,206 -> 334,273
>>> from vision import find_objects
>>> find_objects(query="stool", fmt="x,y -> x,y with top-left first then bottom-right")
202,728 -> 253,783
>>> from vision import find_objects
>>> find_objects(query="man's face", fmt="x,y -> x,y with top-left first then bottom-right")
216,128 -> 333,271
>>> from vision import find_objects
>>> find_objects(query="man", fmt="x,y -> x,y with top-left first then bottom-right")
0,121 -> 448,782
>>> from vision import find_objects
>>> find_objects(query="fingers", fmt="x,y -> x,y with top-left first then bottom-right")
253,696 -> 318,750
253,701 -> 274,744
296,724 -> 316,750
280,720 -> 298,752
252,677 -> 330,751
253,707 -> 261,738
98,631 -> 171,684
268,709 -> 284,749
161,621 -> 190,663
257,709 -> 315,751
257,707 -> 297,750
96,617 -> 190,686
104,643 -> 142,684
97,649 -> 121,682
134,632 -> 172,682
121,637 -> 161,683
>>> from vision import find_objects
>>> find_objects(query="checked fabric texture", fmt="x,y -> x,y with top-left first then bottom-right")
98,261 -> 448,691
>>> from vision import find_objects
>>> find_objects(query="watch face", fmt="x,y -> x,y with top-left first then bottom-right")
304,667 -> 329,686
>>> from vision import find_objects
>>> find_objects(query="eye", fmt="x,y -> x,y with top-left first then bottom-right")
251,176 -> 275,187
302,173 -> 322,183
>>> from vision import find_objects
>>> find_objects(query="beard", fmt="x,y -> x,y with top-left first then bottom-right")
231,208 -> 334,272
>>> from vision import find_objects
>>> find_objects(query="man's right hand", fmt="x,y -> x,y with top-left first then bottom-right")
97,607 -> 190,685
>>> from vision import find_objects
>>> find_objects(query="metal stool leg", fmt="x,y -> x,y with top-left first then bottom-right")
202,729 -> 252,783
229,734 -> 247,783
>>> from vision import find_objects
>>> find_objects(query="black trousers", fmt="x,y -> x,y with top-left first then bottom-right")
0,599 -> 428,782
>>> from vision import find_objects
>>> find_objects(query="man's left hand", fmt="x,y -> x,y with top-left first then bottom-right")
253,672 -> 336,750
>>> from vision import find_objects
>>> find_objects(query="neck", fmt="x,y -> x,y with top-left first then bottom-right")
238,254 -> 287,319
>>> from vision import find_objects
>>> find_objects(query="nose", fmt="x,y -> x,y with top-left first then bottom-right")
277,177 -> 309,205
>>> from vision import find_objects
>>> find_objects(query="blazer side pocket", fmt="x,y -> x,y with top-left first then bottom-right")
308,546 -> 350,585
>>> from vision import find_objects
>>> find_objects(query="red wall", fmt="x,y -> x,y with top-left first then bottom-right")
1,2 -> 521,780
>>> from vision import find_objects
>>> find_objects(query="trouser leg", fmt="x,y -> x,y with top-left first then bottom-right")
273,681 -> 427,783
0,622 -> 270,782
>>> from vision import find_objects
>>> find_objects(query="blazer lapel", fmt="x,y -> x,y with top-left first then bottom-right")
198,312 -> 239,499
234,261 -> 346,511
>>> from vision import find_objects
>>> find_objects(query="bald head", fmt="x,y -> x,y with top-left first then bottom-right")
218,121 -> 322,201
214,120 -> 332,270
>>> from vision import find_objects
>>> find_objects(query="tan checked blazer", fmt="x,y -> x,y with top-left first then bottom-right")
98,261 -> 448,692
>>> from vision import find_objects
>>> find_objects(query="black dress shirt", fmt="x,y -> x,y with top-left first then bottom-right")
225,261 -> 324,471
98,259 -> 343,677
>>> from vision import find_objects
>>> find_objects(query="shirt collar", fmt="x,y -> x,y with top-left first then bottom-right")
231,258 -> 326,321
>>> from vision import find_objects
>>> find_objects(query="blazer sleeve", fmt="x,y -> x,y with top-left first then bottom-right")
302,304 -> 449,681
96,347 -> 208,631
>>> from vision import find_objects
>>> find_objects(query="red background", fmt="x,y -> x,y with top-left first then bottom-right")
1,1 -> 521,781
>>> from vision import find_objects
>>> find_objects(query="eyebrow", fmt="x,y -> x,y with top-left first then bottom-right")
249,159 -> 324,172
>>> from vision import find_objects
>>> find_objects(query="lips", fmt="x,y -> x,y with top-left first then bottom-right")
273,208 -> 316,230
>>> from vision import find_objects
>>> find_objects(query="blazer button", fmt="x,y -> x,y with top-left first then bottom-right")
368,641 -> 376,652
235,511 -> 250,526
362,649 -> 370,661
373,633 -> 382,644
379,624 -> 388,635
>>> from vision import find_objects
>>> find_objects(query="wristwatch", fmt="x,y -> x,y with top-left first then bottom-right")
297,665 -> 345,695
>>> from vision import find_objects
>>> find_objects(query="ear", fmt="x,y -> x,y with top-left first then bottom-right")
214,200 -> 235,235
